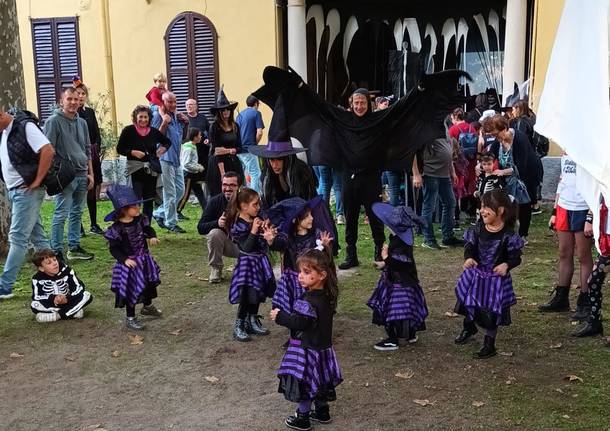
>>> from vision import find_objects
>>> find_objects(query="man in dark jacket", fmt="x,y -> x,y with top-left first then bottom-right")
0,108 -> 55,299
197,171 -> 240,283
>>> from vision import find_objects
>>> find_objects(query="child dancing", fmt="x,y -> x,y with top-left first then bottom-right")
270,247 -> 342,431
454,189 -> 524,359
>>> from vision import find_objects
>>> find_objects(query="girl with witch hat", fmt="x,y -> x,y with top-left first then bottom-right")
103,184 -> 162,331
367,203 -> 429,351
207,86 -> 245,196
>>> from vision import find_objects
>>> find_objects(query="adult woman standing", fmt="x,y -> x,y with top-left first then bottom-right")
207,88 -> 245,196
116,105 -> 171,221
73,77 -> 104,234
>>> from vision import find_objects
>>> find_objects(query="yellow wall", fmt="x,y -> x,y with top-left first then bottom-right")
17,0 -> 277,133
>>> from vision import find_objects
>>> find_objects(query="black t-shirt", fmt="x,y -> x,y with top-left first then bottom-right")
187,113 -> 210,137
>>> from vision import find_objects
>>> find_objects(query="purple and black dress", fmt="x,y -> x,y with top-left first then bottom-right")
367,234 -> 428,337
229,218 -> 276,305
104,215 -> 161,308
272,229 -> 320,313
454,223 -> 524,329
276,290 -> 342,403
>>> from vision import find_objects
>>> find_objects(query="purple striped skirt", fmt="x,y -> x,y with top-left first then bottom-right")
367,275 -> 428,327
278,338 -> 342,402
272,269 -> 304,313
455,267 -> 516,326
229,253 -> 276,304
110,252 -> 160,307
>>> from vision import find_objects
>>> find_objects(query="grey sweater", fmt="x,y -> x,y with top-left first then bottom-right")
43,108 -> 91,176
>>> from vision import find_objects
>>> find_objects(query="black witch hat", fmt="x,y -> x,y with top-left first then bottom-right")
500,82 -> 520,111
210,85 -> 238,114
248,94 -> 307,158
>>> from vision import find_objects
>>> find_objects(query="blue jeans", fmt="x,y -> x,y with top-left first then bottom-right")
0,187 -> 49,294
237,152 -> 261,193
382,170 -> 404,207
314,166 -> 343,216
153,161 -> 184,228
51,176 -> 88,252
421,176 -> 456,244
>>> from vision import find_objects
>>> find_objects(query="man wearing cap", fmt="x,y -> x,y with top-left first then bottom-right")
338,88 -> 386,270
0,107 -> 54,299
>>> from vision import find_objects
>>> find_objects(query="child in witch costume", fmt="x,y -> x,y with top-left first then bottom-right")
270,247 -> 342,431
104,184 -> 162,331
454,189 -> 524,358
367,203 -> 429,351
226,187 -> 279,341
268,195 -> 337,315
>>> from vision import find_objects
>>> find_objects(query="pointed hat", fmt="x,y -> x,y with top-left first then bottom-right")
210,85 -> 238,114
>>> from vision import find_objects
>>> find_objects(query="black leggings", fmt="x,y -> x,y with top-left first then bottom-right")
237,295 -> 260,319
588,255 -> 610,320
126,297 -> 152,318
87,187 -> 99,226
178,176 -> 207,213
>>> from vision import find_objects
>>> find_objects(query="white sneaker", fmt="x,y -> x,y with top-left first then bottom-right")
336,214 -> 345,225
74,309 -> 84,319
36,312 -> 60,323
209,267 -> 222,283
0,292 -> 14,300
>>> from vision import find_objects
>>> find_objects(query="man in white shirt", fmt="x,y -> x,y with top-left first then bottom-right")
0,108 -> 55,299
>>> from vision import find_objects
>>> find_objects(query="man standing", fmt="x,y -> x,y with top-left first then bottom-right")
412,135 -> 463,249
338,89 -> 386,270
44,87 -> 95,261
153,91 -> 186,233
0,108 -> 55,299
236,95 -> 264,192
185,98 -> 210,137
197,171 -> 240,283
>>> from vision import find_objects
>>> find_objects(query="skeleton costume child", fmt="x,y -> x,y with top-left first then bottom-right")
31,264 -> 92,320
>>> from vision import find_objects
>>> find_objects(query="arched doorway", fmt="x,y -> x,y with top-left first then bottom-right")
164,12 -> 218,120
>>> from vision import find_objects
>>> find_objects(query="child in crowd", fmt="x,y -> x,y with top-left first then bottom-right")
268,196 -> 336,315
270,247 -> 342,431
454,189 -> 524,359
145,72 -> 167,114
226,188 -> 279,342
178,127 -> 207,215
474,152 -> 505,199
104,184 -> 162,331
367,203 -> 428,350
30,249 -> 93,323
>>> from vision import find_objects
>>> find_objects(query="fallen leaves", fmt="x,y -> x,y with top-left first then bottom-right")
185,271 -> 194,277
169,329 -> 183,336
498,351 -> 514,357
204,376 -> 219,383
111,350 -> 121,358
9,352 -> 24,359
472,401 -> 485,408
444,311 -> 459,318
427,287 -> 440,293
64,355 -> 76,362
129,334 -> 144,345
564,374 -> 583,383
80,424 -> 108,431
413,399 -> 435,407
395,369 -> 415,380
505,376 -> 516,385
549,343 -> 563,349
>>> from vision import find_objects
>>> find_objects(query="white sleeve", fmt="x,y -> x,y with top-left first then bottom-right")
25,122 -> 51,153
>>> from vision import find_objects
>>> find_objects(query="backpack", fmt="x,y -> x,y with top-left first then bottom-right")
532,131 -> 549,158
458,125 -> 478,158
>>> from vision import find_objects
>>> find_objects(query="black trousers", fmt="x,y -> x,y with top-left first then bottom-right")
132,170 -> 157,221
342,170 -> 385,252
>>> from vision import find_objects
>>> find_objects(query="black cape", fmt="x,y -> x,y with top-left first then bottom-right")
253,66 -> 469,171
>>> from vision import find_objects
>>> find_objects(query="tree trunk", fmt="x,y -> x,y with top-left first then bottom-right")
0,0 -> 26,255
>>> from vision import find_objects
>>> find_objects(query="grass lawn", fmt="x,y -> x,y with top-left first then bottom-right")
1,201 -> 609,430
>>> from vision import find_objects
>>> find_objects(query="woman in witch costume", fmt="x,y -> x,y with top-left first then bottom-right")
207,86 -> 245,196
103,184 -> 163,331
249,95 -> 317,209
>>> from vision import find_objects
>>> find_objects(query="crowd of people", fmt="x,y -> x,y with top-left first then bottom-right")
2,70 -> 610,431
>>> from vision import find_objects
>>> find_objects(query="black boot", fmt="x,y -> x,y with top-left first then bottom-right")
538,286 -> 570,312
571,317 -> 603,337
233,318 -> 251,342
285,411 -> 311,431
338,245 -> 359,270
245,314 -> 270,335
473,335 -> 497,359
310,404 -> 331,424
374,244 -> 383,263
455,319 -> 478,344
571,291 -> 591,321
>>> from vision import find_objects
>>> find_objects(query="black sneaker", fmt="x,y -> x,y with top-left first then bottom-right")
125,317 -> 145,331
531,207 -> 543,215
442,237 -> 465,247
421,241 -> 441,250
285,411 -> 311,431
141,304 -> 163,317
67,246 -> 94,260
374,338 -> 399,351
177,212 -> 189,221
89,224 -> 105,235
167,225 -> 186,233
310,405 -> 332,424
154,216 -> 166,229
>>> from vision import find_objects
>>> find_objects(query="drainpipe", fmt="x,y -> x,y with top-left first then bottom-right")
100,0 -> 117,134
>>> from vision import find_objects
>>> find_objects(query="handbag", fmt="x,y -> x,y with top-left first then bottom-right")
147,155 -> 162,174
44,154 -> 76,196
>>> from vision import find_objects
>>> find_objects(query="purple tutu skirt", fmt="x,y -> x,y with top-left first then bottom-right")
278,338 -> 343,402
110,252 -> 160,307
367,275 -> 428,328
272,269 -> 304,313
454,267 -> 516,328
229,253 -> 276,304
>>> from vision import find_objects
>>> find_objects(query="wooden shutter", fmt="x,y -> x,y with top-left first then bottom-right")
165,12 -> 218,121
31,17 -> 82,123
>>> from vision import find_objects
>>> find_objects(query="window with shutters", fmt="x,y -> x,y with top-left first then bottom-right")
165,12 -> 218,121
31,17 -> 82,123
